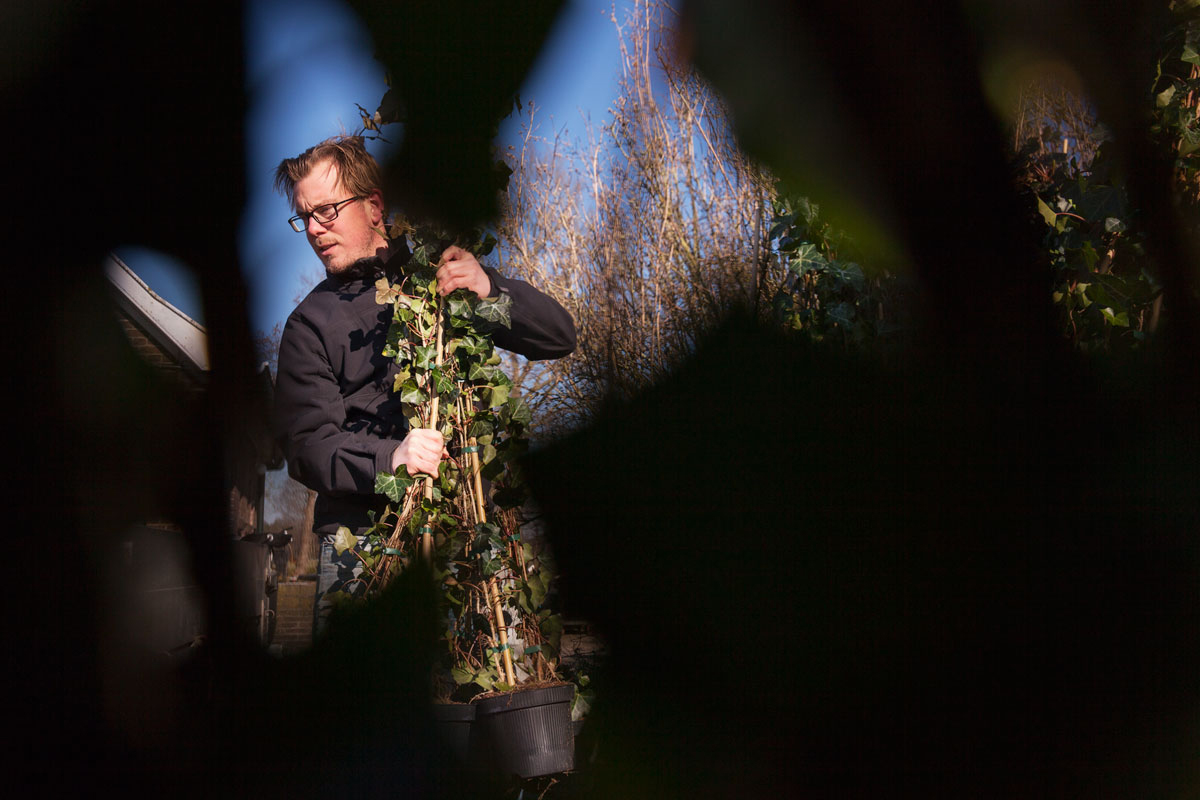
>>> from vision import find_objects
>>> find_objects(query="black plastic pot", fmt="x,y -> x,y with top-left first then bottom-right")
431,701 -> 476,765
473,684 -> 575,778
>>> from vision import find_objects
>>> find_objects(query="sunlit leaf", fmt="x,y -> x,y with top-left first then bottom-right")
333,526 -> 357,556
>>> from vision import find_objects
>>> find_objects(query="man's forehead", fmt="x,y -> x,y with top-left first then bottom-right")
295,160 -> 347,209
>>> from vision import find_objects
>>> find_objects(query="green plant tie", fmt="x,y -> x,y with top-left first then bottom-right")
487,643 -> 512,656
419,526 -> 433,535
383,547 -> 403,556
523,645 -> 541,655
461,445 -> 480,454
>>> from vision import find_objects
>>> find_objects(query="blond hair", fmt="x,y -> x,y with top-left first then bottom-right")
273,135 -> 382,210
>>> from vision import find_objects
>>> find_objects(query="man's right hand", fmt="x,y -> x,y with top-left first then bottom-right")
390,428 -> 446,476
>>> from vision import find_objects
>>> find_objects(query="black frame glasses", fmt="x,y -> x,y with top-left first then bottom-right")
288,196 -> 364,232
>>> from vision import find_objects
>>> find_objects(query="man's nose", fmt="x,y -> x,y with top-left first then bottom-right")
306,215 -> 329,237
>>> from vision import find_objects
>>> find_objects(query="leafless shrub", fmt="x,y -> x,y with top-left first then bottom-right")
494,0 -> 777,434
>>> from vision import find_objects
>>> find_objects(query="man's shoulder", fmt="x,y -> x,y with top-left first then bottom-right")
288,276 -> 357,319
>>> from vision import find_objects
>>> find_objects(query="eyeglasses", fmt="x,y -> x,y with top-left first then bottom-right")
288,196 -> 364,232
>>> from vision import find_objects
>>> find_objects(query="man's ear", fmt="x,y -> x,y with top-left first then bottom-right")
366,190 -> 385,226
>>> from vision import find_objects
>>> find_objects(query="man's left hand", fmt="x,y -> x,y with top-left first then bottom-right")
437,245 -> 492,297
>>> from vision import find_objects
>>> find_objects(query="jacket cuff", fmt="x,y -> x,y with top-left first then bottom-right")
375,440 -> 400,479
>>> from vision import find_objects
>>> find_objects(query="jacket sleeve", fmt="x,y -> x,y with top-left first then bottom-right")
483,266 -> 576,360
274,313 -> 397,496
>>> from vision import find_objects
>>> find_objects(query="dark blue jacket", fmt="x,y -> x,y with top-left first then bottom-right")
274,245 -> 575,535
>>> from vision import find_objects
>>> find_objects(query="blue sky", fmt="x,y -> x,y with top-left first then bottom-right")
117,0 -> 631,335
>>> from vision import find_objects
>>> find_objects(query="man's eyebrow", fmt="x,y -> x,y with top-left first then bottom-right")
296,198 -> 336,215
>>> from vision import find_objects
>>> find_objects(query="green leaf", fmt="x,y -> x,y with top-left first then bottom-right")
375,470 -> 415,503
539,612 -> 563,655
446,295 -> 473,322
1079,241 -> 1099,271
480,555 -> 501,577
1100,307 -> 1130,327
468,417 -> 494,442
400,380 -> 428,405
827,302 -> 856,326
1104,217 -> 1126,234
788,242 -> 826,275
827,261 -> 865,292
1037,197 -> 1057,227
525,571 -> 547,610
374,278 -> 401,305
475,293 -> 513,328
475,521 -> 502,544
333,526 -> 358,556
431,367 -> 455,395
500,397 -> 532,428
1157,84 -> 1177,108
468,362 -> 503,383
485,383 -> 511,407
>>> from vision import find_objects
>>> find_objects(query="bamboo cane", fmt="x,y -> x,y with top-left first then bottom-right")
466,436 -> 516,685
419,296 -> 445,563
488,576 -> 516,685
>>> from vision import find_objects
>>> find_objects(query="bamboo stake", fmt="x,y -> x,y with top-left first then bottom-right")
466,434 -> 516,685
488,576 -> 516,685
478,584 -> 505,681
420,296 -> 445,563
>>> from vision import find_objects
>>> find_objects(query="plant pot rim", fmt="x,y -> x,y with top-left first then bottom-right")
473,682 -> 574,716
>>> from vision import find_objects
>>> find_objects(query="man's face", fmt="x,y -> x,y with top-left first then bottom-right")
293,160 -> 386,274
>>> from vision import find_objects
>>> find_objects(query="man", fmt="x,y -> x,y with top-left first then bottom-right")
272,136 -> 575,634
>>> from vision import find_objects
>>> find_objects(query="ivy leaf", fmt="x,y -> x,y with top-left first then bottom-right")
431,367 -> 455,395
1036,196 -> 1058,227
1157,84 -> 1177,108
1104,217 -> 1126,234
475,522 -> 503,547
375,278 -> 401,305
468,362 -> 503,383
413,344 -> 437,369
500,397 -> 532,429
400,380 -> 428,405
789,242 -> 826,274
485,383 -> 511,407
1100,307 -> 1130,327
411,244 -> 431,269
1079,241 -> 1099,271
475,293 -> 513,328
468,417 -> 494,442
827,302 -> 856,327
446,295 -> 473,322
375,470 -> 415,503
539,612 -> 563,656
524,571 -> 547,610
827,261 -> 865,292
333,526 -> 358,556
392,367 -> 411,393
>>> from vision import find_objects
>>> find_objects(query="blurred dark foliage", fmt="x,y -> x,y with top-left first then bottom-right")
526,0 -> 1199,796
3,0 -> 1197,797
0,0 -> 518,797
346,0 -> 565,228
